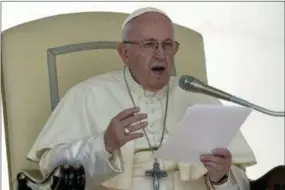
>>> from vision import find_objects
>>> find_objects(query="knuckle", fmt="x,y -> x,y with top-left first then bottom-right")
111,118 -> 118,124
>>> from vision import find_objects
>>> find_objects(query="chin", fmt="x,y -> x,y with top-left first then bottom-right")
154,80 -> 169,89
146,73 -> 171,90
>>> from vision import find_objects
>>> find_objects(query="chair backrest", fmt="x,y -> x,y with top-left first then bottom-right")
1,11 -> 208,188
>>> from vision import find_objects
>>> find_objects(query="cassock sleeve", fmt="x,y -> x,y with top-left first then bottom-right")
26,84 -> 124,190
38,134 -> 123,190
206,165 -> 250,190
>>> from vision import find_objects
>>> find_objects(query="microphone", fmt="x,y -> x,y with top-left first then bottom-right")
179,75 -> 285,117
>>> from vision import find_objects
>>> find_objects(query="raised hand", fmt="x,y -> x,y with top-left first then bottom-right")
200,148 -> 232,183
104,107 -> 148,153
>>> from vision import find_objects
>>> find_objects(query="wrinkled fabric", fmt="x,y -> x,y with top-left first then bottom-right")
29,68 -> 257,190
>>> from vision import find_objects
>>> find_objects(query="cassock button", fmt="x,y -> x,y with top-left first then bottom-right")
147,99 -> 154,104
150,108 -> 155,113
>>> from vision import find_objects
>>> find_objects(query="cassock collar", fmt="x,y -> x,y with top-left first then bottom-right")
124,67 -> 173,99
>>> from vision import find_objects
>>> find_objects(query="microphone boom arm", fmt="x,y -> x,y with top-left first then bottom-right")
180,75 -> 285,117
230,96 -> 284,117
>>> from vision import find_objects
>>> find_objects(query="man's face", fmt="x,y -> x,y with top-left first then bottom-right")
118,12 -> 179,92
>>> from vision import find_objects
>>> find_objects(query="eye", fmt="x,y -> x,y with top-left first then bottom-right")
164,42 -> 173,49
143,41 -> 157,48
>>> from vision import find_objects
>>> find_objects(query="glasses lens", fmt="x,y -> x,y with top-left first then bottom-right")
140,41 -> 179,55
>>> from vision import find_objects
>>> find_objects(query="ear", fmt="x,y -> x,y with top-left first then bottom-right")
117,42 -> 129,63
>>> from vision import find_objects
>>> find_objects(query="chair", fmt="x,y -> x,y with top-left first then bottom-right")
1,11 -> 284,190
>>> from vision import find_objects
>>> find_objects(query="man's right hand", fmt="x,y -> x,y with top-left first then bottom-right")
104,107 -> 148,153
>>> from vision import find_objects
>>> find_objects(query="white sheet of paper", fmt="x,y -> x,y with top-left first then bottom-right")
154,104 -> 252,164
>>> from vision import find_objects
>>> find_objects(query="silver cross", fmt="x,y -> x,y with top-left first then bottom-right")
145,159 -> 168,190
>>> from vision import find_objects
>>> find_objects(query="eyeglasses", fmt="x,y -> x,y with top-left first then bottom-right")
123,40 -> 180,56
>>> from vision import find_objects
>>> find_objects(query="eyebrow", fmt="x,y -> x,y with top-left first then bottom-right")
143,38 -> 157,41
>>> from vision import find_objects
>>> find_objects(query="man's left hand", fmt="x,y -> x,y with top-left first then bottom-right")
200,148 -> 232,183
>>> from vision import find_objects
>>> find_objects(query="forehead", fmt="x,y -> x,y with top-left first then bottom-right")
128,12 -> 174,41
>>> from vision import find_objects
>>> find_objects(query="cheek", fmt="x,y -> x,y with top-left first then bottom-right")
140,55 -> 153,70
166,56 -> 175,66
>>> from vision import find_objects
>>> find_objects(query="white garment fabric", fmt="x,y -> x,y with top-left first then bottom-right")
27,68 -> 257,190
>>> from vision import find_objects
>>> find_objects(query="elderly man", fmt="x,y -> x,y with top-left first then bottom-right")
27,7 -> 256,190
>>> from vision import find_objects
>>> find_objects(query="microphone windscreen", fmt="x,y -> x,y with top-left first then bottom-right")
178,75 -> 196,91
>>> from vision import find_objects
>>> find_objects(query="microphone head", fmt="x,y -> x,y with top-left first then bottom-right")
179,75 -> 201,92
179,75 -> 232,100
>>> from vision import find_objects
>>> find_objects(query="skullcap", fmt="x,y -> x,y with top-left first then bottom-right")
121,7 -> 170,31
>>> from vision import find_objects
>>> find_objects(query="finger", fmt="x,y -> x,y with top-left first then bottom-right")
124,132 -> 144,142
200,153 -> 212,157
200,155 -> 225,165
122,113 -> 147,126
116,107 -> 140,120
212,148 -> 231,158
127,121 -> 148,133
203,161 -> 224,173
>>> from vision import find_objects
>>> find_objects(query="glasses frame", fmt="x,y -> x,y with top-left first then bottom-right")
122,40 -> 180,55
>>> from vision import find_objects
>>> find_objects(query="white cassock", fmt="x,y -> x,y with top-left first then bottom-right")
27,67 -> 257,190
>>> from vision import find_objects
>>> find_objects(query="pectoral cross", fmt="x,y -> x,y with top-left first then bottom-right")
145,159 -> 168,190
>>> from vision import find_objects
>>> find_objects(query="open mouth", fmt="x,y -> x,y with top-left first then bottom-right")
151,66 -> 165,75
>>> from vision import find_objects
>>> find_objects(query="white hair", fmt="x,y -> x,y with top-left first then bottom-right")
122,23 -> 131,41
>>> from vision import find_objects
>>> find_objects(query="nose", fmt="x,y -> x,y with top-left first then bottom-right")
154,44 -> 166,59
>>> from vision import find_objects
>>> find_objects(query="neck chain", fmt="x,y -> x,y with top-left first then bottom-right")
123,65 -> 169,156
